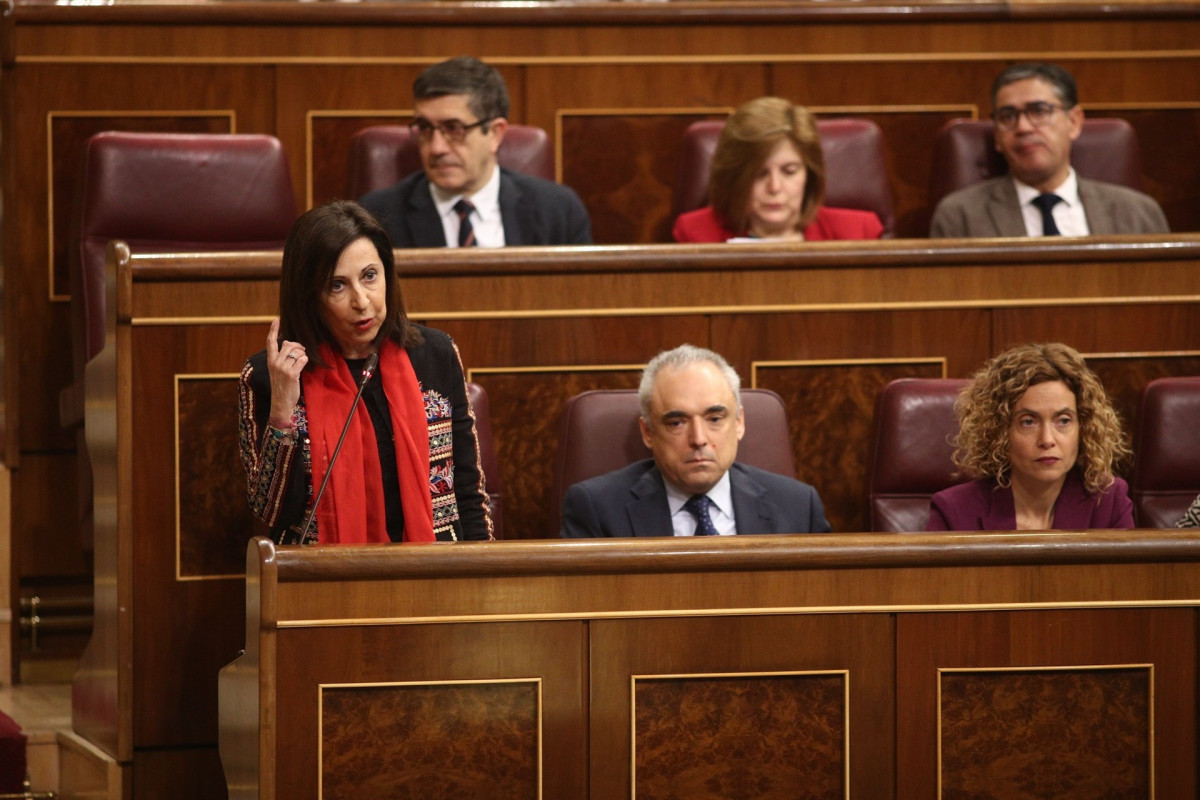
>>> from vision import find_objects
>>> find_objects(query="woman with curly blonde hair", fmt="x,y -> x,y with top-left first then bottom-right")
926,343 -> 1134,531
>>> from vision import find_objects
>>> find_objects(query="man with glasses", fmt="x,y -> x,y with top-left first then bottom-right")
361,56 -> 592,247
930,62 -> 1167,237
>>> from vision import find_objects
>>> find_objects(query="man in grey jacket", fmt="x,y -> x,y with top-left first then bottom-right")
930,62 -> 1168,238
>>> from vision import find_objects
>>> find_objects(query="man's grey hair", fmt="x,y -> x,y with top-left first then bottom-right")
638,344 -> 742,425
991,62 -> 1078,109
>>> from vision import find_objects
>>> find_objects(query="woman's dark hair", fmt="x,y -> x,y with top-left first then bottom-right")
708,96 -> 827,235
278,200 -> 420,368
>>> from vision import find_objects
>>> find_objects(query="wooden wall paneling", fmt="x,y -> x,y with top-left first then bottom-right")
1078,351 -> 1200,477
1090,104 -> 1200,234
811,107 -> 974,239
634,670 -> 848,800
528,62 -> 764,243
940,666 -> 1150,796
589,615 -> 895,800
273,621 -> 588,800
991,302 -> 1200,358
559,109 -> 730,244
751,359 -> 946,533
131,747 -> 227,800
895,608 -> 1196,798
307,111 -> 409,209
129,322 -> 266,748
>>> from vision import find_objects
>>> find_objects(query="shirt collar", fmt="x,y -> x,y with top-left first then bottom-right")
664,469 -> 734,520
1012,167 -> 1081,208
430,162 -> 502,223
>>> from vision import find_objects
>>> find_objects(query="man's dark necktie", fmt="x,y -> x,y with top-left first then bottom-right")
683,494 -> 719,536
1032,193 -> 1062,236
453,198 -> 476,247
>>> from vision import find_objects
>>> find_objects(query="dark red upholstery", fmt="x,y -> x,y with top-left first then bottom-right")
347,124 -> 554,198
671,118 -> 896,237
70,131 -> 297,551
547,388 -> 796,536
928,118 -> 1144,209
868,378 -> 970,532
1129,377 -> 1200,528
0,709 -> 26,793
75,132 -> 296,372
466,382 -> 503,539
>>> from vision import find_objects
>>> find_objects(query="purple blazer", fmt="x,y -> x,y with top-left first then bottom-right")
925,471 -> 1134,531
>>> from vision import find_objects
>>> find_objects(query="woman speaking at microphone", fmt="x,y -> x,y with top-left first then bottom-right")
238,200 -> 492,544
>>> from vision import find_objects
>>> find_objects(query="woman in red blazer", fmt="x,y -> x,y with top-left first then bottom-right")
926,343 -> 1134,531
673,97 -> 883,243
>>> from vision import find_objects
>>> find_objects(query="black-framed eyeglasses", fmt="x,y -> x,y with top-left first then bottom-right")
991,102 -> 1069,131
409,117 -> 493,144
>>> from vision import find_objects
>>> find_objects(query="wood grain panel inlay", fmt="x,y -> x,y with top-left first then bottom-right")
1092,107 -> 1200,235
321,680 -> 540,800
939,667 -> 1151,800
634,672 -> 846,800
176,375 -> 262,578
754,360 -> 944,534
308,112 -> 409,208
470,367 -> 642,539
561,112 -> 725,245
1085,353 -> 1200,478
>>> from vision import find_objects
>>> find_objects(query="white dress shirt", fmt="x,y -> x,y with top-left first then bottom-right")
430,164 -> 505,248
1014,168 -> 1090,237
665,471 -> 737,536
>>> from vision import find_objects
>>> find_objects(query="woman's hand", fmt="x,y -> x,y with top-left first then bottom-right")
266,318 -> 307,429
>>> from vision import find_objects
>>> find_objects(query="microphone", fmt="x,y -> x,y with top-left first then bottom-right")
295,351 -> 379,544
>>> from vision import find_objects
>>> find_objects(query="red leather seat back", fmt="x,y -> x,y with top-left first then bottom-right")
1129,377 -> 1200,528
548,388 -> 796,536
347,124 -> 554,198
77,132 -> 297,366
466,382 -> 504,539
671,118 -> 896,237
929,118 -> 1144,209
868,378 -> 970,532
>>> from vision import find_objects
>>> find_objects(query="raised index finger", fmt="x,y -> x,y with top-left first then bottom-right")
266,318 -> 281,356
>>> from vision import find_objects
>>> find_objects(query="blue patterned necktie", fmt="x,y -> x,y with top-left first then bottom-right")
454,198 -> 476,247
1032,193 -> 1062,236
683,494 -> 719,536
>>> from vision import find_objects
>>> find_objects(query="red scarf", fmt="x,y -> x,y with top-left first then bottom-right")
303,340 -> 435,543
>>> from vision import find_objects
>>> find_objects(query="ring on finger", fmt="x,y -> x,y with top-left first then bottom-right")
287,352 -> 300,360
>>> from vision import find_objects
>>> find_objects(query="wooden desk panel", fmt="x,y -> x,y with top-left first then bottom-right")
81,238 -> 1200,797
222,532 -> 1200,799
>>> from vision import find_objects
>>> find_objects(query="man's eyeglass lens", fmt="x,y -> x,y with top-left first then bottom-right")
410,118 -> 490,143
993,102 -> 1063,130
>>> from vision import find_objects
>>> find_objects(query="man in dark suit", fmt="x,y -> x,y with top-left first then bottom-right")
559,345 -> 830,538
930,62 -> 1168,237
359,56 -> 592,248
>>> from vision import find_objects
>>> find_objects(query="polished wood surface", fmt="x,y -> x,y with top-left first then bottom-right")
72,238 -> 1200,794
6,3 -> 1200,795
222,530 -> 1200,799
9,3 -> 1200,682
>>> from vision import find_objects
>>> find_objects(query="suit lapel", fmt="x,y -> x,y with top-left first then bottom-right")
981,483 -> 1016,530
625,466 -> 674,536
1077,179 -> 1116,235
985,179 -> 1028,237
404,178 -> 449,247
1049,472 -> 1091,528
729,465 -> 773,535
497,170 -> 531,246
